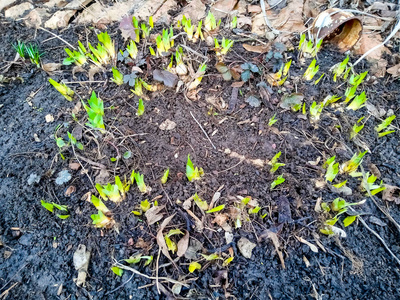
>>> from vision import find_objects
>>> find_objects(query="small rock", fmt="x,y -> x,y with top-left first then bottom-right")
33,134 -> 41,142
237,237 -> 256,259
28,173 -> 41,185
0,0 -> 17,12
5,2 -> 33,19
159,119 -> 177,130
55,170 -> 72,185
45,114 -> 54,123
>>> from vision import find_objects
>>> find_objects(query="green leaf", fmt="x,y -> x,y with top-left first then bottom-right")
57,214 -> 70,219
41,200 -> 54,212
378,130 -> 395,137
188,261 -> 201,273
343,215 -> 357,227
375,115 -> 396,132
53,203 -> 68,211
137,98 -> 144,116
140,200 -> 151,212
161,168 -> 169,184
241,70 -> 251,82
241,197 -> 251,207
166,229 -> 184,237
130,170 -> 135,184
200,253 -> 220,260
76,143 -> 84,150
111,266 -> 124,276
96,183 -> 108,200
223,256 -> 234,266
186,154 -> 203,181
206,204 -> 225,213
110,157 -> 117,162
325,161 -> 339,182
270,175 -> 285,190
132,210 -> 142,216
56,137 -> 66,148
333,180 -> 347,188
123,151 -> 132,159
165,235 -> 177,253
248,206 -> 261,214
331,198 -> 347,212
91,195 -> 110,213
193,193 -> 208,211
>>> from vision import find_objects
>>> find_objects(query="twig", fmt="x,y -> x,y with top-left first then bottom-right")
113,261 -> 189,287
353,18 -> 400,66
216,159 -> 245,174
0,282 -> 18,299
179,44 -> 208,60
189,111 -> 216,150
38,27 -> 76,49
260,0 -> 280,34
156,248 -> 161,294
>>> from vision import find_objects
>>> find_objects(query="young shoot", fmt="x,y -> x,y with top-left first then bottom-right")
132,16 -> 140,43
91,195 -> 110,214
63,41 -> 87,66
41,200 -> 69,219
231,16 -> 238,29
193,193 -> 208,211
268,114 -> 278,127
324,156 -> 339,182
270,175 -> 285,190
25,44 -> 43,68
268,152 -> 285,174
88,42 -> 110,66
194,20 -> 204,41
111,67 -> 123,85
214,38 -> 234,58
67,132 -> 83,150
303,59 -> 319,81
181,15 -> 195,41
204,11 -> 221,31
131,78 -> 155,96
347,91 -> 367,111
186,154 -> 204,182
340,151 -> 368,174
322,95 -> 341,107
13,41 -> 26,59
134,171 -> 150,193
155,27 -> 174,55
136,98 -> 145,116
361,172 -> 386,195
126,40 -> 138,59
350,116 -> 365,139
331,55 -> 350,82
49,78 -> 74,101
298,34 -> 322,57
175,46 -> 188,76
99,176 -> 129,202
344,71 -> 368,102
91,210 -> 114,228
375,115 -> 396,137
141,23 -> 151,38
82,91 -> 105,130
161,168 -> 169,184
309,101 -> 324,123
188,63 -> 207,90
97,32 -> 116,60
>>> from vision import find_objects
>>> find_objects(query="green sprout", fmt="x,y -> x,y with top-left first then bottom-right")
231,16 -> 237,29
350,116 -> 365,139
181,15 -> 195,41
91,210 -> 114,228
132,16 -> 141,43
194,20 -> 204,41
156,27 -> 174,55
322,95 -> 341,107
375,115 -> 396,137
340,150 -> 368,174
303,59 -> 319,81
188,63 -> 207,90
175,46 -> 188,76
361,172 -> 386,195
161,168 -> 169,184
49,78 -> 74,101
124,254 -> 153,266
91,195 -> 110,214
344,71 -> 368,102
133,171 -> 150,193
41,200 -> 70,219
214,38 -> 234,58
111,67 -> 123,85
164,229 -> 184,253
186,154 -> 204,182
25,44 -> 43,67
324,156 -> 339,182
82,91 -> 105,130
347,91 -> 367,111
13,41 -> 26,59
63,41 -> 87,66
268,114 -> 278,126
97,31 -> 116,60
67,132 -> 83,150
136,98 -> 145,116
331,55 -> 350,82
131,78 -> 155,96
126,40 -> 138,59
204,12 -> 221,31
206,205 -> 225,213
270,175 -> 285,190
309,101 -> 324,123
298,34 -> 322,57
189,261 -> 201,273
88,42 -> 110,66
268,152 -> 285,174
141,23 -> 151,38
99,176 -> 129,202
193,193 -> 208,210
314,73 -> 325,85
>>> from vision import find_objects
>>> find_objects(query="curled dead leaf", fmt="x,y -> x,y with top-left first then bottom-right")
145,205 -> 165,225
177,230 -> 190,257
156,214 -> 178,269
42,63 -> 62,75
242,43 -> 270,54
65,185 -> 76,197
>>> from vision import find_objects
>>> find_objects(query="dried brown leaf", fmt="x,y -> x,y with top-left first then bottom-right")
242,43 -> 270,54
383,185 -> 400,204
156,214 -> 178,269
65,185 -> 76,197
42,62 -> 62,75
145,205 -> 165,225
177,230 -> 190,257
259,230 -> 285,269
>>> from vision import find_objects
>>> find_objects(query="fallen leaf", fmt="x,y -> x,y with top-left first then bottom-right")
65,185 -> 76,197
88,65 -> 102,82
175,0 -> 206,23
242,43 -> 270,53
211,0 -> 238,19
42,62 -> 62,74
231,81 -> 244,88
295,236 -> 318,253
156,214 -> 178,269
383,185 -> 400,204
177,230 -> 190,257
353,33 -> 390,61
159,119 -> 177,130
387,63 -> 400,77
145,205 -> 165,225
45,114 -> 54,123
248,5 -> 261,13
71,101 -> 82,115
237,237 -> 256,259
246,95 -> 261,107
73,244 -> 91,287
259,229 -> 285,269
153,69 -> 179,88
119,15 -> 136,40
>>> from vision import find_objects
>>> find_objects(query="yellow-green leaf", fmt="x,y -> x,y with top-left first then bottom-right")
343,215 -> 357,227
140,200 -> 151,212
200,253 -> 220,261
206,204 -> 225,213
193,193 -> 208,211
165,235 -> 177,253
222,256 -> 234,266
188,261 -> 201,273
111,266 -> 124,276
167,229 -> 184,237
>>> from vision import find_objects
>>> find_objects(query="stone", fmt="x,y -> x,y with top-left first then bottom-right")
5,2 -> 34,19
25,8 -> 50,28
0,0 -> 17,12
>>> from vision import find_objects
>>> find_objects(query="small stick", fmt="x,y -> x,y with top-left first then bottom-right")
38,27 -> 76,50
189,111 -> 216,150
260,0 -> 280,34
179,44 -> 208,60
155,248 -> 161,294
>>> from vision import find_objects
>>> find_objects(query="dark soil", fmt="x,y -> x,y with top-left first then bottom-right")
1,15 -> 400,300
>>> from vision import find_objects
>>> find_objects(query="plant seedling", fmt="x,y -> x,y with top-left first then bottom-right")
270,175 -> 285,190
350,116 -> 365,139
175,46 -> 188,76
231,16 -> 237,29
111,67 -> 123,85
194,20 -> 204,41
164,229 -> 184,253
41,200 -> 69,219
193,193 -> 208,210
97,32 -> 116,60
188,63 -> 207,90
88,42 -> 110,66
91,195 -> 110,213
303,59 -> 319,81
124,254 -> 153,266
67,132 -> 83,150
241,62 -> 259,82
126,40 -> 138,59
156,27 -> 174,55
99,176 -> 129,202
324,156 -> 339,182
186,155 -> 204,181
63,41 -> 87,66
131,16 -> 141,42
206,204 -> 225,213
340,150 -> 368,174
214,38 -> 234,59
134,171 -> 150,193
204,12 -> 221,31
161,168 -> 169,184
361,172 -> 386,195
298,33 -> 322,57
331,55 -> 350,82
375,115 -> 396,137
25,44 -> 43,68
181,15 -> 195,40
131,78 -> 155,96
309,101 -> 324,123
13,41 -> 26,59
82,91 -> 105,130
344,71 -> 368,102
347,91 -> 367,111
137,98 -> 144,116
189,261 -> 201,273
322,95 -> 342,107
49,78 -> 74,101
91,210 -> 114,228
268,152 -> 285,174
268,114 -> 278,126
